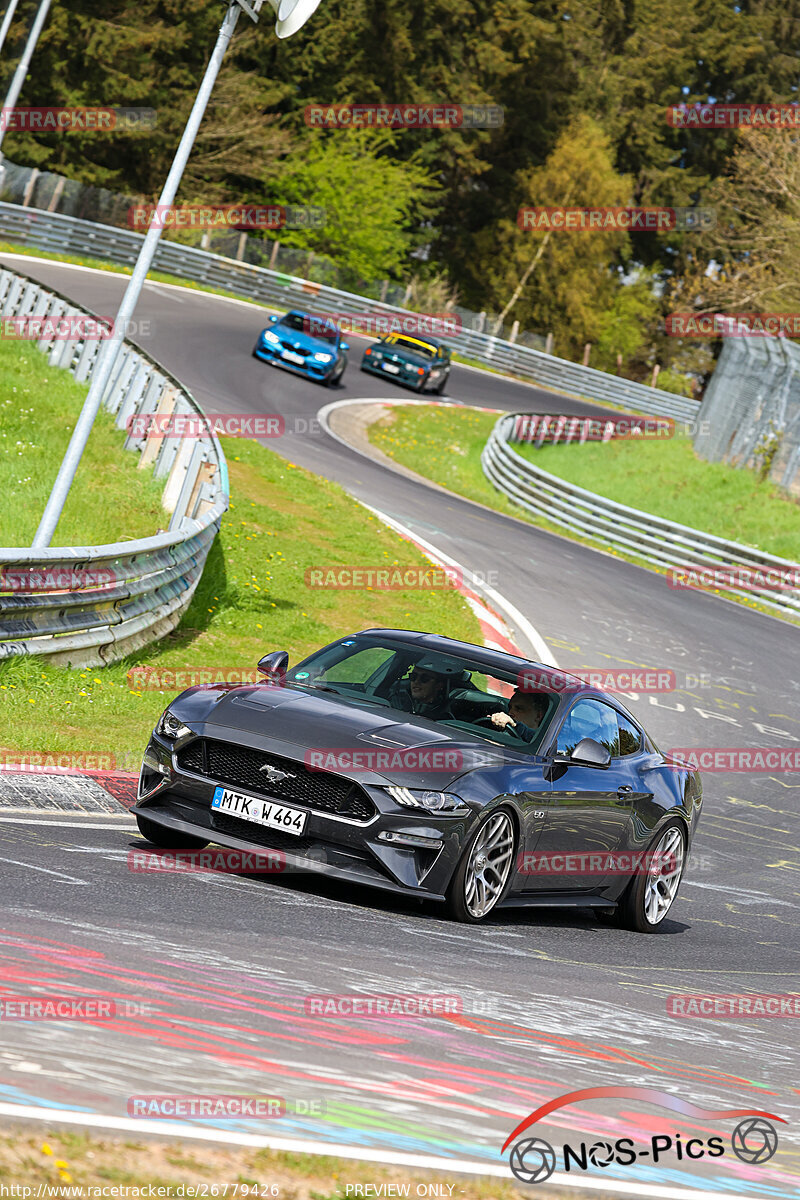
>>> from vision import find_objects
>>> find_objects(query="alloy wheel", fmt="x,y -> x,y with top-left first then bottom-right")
464,811 -> 515,918
643,825 -> 685,924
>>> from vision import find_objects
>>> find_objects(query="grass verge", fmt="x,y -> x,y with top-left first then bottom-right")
0,1126 -> 596,1200
0,336 -> 167,547
0,435 -> 481,765
368,404 -> 800,560
516,434 -> 800,560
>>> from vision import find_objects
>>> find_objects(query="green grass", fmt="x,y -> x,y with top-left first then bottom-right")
0,337 -> 168,547
518,431 -> 800,559
369,404 -> 800,560
0,435 -> 481,765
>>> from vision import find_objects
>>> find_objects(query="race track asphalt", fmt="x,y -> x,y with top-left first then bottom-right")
1,255 -> 797,1198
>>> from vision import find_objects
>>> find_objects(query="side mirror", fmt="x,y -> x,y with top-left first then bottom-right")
340,341 -> 350,352
555,737 -> 611,768
268,314 -> 278,323
257,650 -> 289,681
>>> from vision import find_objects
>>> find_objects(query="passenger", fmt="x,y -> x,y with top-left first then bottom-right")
389,660 -> 457,721
488,691 -> 548,742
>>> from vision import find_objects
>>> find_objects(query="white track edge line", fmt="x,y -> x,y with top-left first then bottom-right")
317,398 -> 556,667
0,1105 -> 752,1200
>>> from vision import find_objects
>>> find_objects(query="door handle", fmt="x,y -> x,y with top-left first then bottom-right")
617,784 -> 634,795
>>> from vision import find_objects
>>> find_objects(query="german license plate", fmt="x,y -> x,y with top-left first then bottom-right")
211,786 -> 307,835
282,350 -> 305,365
381,363 -> 400,374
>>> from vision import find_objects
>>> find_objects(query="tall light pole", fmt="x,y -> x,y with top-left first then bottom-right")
0,0 -> 23,59
32,0 -> 321,549
0,0 -> 52,192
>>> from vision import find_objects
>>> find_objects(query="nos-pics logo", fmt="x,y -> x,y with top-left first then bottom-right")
502,1086 -> 784,1185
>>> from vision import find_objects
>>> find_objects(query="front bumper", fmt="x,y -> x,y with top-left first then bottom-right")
254,342 -> 335,382
360,359 -> 426,389
134,733 -> 478,902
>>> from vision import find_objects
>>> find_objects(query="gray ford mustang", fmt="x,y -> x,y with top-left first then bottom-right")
133,629 -> 702,930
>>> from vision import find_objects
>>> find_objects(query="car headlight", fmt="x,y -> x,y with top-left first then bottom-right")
313,352 -> 333,362
156,707 -> 193,740
262,330 -> 280,345
386,786 -> 468,814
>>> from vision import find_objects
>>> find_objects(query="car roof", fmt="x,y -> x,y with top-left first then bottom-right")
378,333 -> 442,351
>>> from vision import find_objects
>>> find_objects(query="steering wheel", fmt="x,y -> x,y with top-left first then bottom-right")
473,715 -> 504,729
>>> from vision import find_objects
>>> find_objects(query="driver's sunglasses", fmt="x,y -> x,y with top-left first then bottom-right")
409,670 -> 436,684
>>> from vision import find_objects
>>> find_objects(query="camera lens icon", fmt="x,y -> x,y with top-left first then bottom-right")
509,1137 -> 556,1185
731,1118 -> 778,1165
587,1140 -> 615,1167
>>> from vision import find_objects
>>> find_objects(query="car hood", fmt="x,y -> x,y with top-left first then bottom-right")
374,345 -> 435,367
266,324 -> 337,355
169,683 -> 520,790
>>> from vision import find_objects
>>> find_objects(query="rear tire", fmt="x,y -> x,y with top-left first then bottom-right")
446,808 -> 516,923
616,819 -> 687,933
136,813 -> 208,850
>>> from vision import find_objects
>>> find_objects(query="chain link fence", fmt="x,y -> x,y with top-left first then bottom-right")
693,332 -> 800,496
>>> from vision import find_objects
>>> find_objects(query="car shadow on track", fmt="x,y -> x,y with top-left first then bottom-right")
128,837 -> 689,936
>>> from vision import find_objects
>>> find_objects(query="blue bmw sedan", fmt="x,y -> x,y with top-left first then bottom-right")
253,310 -> 349,385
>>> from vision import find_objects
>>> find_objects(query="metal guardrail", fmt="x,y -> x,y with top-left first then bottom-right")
482,413 -> 800,619
0,201 -> 699,422
0,265 -> 229,668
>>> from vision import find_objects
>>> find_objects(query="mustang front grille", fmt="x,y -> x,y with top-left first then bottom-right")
177,738 -> 376,822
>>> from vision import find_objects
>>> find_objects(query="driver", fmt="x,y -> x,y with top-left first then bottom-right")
388,655 -> 462,721
488,690 -> 548,742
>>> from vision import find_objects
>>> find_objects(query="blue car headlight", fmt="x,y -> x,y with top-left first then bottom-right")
313,352 -> 333,362
262,330 -> 280,345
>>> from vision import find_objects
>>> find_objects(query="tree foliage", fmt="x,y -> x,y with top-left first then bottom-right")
3,0 -> 798,360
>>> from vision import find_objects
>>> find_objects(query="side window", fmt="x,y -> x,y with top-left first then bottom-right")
555,699 -> 620,757
617,712 -> 643,757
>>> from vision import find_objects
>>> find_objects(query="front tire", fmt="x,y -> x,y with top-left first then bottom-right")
136,813 -> 208,850
615,819 -> 687,933
446,808 -> 516,923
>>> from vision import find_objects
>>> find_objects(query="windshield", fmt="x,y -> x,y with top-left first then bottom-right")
286,636 -> 558,751
383,335 -> 437,358
279,312 -> 339,344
